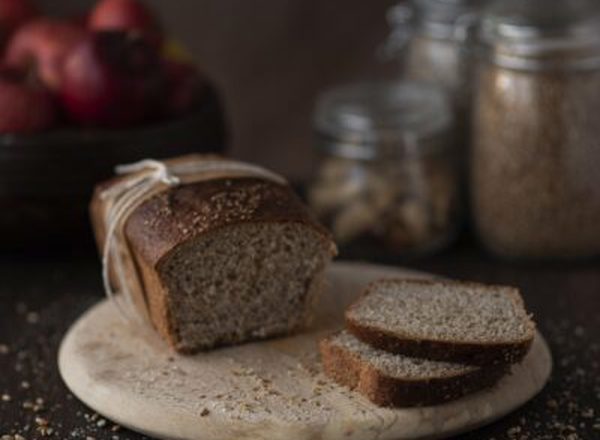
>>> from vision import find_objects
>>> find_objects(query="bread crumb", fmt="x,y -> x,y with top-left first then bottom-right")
507,426 -> 521,436
34,416 -> 48,426
547,399 -> 558,409
26,312 -> 39,324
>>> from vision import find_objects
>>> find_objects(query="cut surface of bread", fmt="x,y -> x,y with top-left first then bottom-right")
320,331 -> 507,407
346,279 -> 535,366
159,222 -> 330,352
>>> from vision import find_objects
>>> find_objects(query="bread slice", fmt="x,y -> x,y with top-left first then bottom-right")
320,331 -> 507,407
346,279 -> 535,366
91,170 -> 337,353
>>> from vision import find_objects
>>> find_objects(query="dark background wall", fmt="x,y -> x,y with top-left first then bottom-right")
37,0 -> 398,179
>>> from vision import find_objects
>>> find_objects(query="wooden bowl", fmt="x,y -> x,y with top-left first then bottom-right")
0,89 -> 227,254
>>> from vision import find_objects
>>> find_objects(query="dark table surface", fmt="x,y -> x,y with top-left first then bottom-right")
0,244 -> 599,440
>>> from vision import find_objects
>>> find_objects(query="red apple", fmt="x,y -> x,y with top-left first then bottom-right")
0,0 -> 37,43
60,31 -> 164,127
162,59 -> 206,118
69,12 -> 90,29
0,66 -> 56,133
89,0 -> 162,47
5,18 -> 87,90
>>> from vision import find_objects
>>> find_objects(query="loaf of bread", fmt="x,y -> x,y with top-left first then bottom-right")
91,156 -> 336,353
345,279 -> 535,366
320,331 -> 507,407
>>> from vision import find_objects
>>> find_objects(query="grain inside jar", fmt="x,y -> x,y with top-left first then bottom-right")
472,0 -> 600,259
385,0 -> 484,153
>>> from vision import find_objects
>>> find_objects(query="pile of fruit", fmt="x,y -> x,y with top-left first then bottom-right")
0,0 -> 208,133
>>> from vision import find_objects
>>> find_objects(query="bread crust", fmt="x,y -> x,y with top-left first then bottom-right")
345,278 -> 535,367
320,333 -> 508,407
90,173 -> 336,352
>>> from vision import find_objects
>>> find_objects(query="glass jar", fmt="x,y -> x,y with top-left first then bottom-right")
309,81 -> 461,256
472,0 -> 600,259
385,0 -> 484,144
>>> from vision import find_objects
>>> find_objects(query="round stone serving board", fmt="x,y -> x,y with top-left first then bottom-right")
59,261 -> 552,440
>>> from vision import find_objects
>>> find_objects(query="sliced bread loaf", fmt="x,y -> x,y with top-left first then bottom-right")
346,279 -> 535,366
91,157 -> 337,353
320,331 -> 507,407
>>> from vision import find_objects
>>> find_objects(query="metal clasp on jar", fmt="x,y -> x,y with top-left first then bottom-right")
379,3 -> 414,62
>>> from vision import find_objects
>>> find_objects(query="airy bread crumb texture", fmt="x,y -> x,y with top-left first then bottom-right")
328,331 -> 478,379
160,222 -> 330,352
348,279 -> 534,344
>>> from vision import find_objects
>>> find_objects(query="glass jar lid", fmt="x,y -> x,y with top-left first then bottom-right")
479,0 -> 600,70
389,0 -> 484,41
314,81 -> 452,160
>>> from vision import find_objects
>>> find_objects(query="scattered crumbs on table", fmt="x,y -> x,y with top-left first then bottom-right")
581,408 -> 594,418
84,412 -> 99,423
21,399 -> 44,412
506,425 -> 521,437
19,381 -> 29,389
34,416 -> 53,436
514,318 -> 597,439
0,344 -> 8,354
34,416 -> 48,426
454,317 -> 600,440
1,393 -> 10,401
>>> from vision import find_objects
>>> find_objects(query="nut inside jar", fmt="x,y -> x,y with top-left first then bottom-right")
310,81 -> 461,256
309,145 -> 460,254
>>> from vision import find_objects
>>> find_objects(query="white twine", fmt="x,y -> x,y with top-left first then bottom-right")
100,157 -> 287,323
